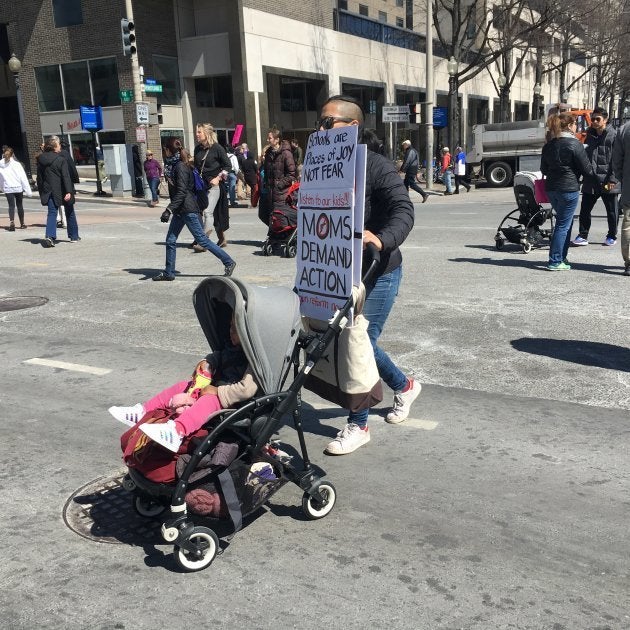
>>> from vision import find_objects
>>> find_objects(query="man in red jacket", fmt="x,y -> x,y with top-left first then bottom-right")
315,95 -> 421,455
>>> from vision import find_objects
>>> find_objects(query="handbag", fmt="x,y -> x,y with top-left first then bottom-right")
303,284 -> 383,412
534,177 -> 549,204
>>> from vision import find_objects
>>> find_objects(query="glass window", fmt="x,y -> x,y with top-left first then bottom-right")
195,76 -> 233,108
338,0 -> 348,9
396,0 -> 403,6
396,17 -> 404,27
153,55 -> 181,106
359,4 -> 368,16
89,58 -> 119,107
52,0 -> 83,27
35,65 -> 64,112
62,61 -> 91,109
378,11 -> 387,23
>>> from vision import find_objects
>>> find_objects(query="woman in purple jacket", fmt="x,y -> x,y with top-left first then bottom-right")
144,151 -> 163,207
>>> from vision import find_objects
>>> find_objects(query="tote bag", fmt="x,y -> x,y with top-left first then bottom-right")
534,177 -> 550,204
303,284 -> 383,412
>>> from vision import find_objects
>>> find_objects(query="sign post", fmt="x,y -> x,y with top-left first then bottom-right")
79,105 -> 108,196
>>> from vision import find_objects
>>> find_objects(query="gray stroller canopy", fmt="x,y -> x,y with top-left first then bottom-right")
193,277 -> 301,394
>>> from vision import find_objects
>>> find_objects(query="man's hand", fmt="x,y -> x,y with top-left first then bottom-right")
63,193 -> 71,202
363,229 -> 383,251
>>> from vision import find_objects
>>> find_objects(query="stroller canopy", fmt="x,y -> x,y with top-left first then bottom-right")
193,277 -> 301,394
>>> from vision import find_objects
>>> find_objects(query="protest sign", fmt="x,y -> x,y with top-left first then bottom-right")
296,125 -> 360,320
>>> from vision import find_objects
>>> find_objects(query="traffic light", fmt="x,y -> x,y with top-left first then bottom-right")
121,18 -> 136,56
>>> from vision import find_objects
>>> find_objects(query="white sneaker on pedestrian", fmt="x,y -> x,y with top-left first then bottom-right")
139,419 -> 183,452
386,378 -> 422,424
108,403 -> 145,427
325,423 -> 370,455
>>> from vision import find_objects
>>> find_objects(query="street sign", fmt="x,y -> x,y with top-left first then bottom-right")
433,107 -> 448,128
145,78 -> 156,85
135,126 -> 147,143
79,105 -> 103,131
382,105 -> 409,123
119,89 -> 133,103
144,84 -> 163,93
135,102 -> 149,124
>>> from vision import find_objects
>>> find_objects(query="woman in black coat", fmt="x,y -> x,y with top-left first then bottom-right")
36,136 -> 77,247
153,137 -> 236,281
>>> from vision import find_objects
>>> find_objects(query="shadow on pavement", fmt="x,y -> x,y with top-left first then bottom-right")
511,338 -> 630,372
450,257 -> 624,274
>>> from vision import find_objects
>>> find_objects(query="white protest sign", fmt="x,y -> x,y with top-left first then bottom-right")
353,144 -> 367,287
296,125 -> 358,320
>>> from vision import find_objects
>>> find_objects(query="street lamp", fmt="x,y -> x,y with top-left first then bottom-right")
8,53 -> 32,180
497,73 -> 509,122
447,56 -> 459,154
532,83 -> 542,120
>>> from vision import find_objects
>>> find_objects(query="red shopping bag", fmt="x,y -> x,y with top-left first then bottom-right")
534,178 -> 550,204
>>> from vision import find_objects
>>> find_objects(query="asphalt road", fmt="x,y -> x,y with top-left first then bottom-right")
1,186 -> 628,629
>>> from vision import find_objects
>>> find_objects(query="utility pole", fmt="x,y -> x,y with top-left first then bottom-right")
425,0 -> 434,189
124,0 -> 151,202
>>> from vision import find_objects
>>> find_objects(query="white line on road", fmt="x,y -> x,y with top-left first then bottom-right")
23,358 -> 112,375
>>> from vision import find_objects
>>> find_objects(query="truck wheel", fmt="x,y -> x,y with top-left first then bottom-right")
486,162 -> 513,187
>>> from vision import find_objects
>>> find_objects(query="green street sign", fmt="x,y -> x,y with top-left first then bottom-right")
119,89 -> 133,103
144,84 -> 163,93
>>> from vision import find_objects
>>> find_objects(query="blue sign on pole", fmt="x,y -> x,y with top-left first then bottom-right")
145,78 -> 157,85
79,105 -> 104,131
433,107 -> 448,129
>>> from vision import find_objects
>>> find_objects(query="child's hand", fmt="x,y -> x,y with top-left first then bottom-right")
200,384 -> 219,397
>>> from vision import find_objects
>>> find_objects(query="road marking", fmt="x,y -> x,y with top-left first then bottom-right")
23,358 -> 112,375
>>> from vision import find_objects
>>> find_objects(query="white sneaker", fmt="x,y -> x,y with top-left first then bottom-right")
108,403 -> 145,427
139,419 -> 183,453
325,423 -> 370,455
386,379 -> 422,424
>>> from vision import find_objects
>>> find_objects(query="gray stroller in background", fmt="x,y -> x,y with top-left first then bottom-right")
122,252 -> 380,571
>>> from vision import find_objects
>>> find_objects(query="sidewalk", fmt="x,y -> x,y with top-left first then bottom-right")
74,179 -> 156,207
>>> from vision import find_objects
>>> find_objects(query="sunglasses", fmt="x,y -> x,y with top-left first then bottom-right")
591,117 -> 603,122
315,116 -> 355,130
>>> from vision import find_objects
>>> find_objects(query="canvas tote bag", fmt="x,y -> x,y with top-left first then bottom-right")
303,284 -> 383,412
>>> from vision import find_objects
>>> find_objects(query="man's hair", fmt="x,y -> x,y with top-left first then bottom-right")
591,106 -> 608,119
44,136 -> 60,152
402,139 -> 411,146
322,94 -> 365,123
268,126 -> 281,140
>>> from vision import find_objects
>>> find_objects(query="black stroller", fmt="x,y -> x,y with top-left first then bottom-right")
261,182 -> 299,258
494,171 -> 554,253
122,249 -> 379,572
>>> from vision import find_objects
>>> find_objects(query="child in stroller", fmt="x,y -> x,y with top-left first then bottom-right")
494,171 -> 554,253
261,181 -> 299,258
115,275 -> 350,572
109,312 -> 258,453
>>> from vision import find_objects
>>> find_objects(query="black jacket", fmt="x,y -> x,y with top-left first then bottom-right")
264,140 -> 297,206
36,151 -> 72,207
540,135 -> 593,192
194,143 -> 231,183
400,146 -> 419,175
582,125 -> 618,194
363,150 -> 415,278
166,161 -> 198,215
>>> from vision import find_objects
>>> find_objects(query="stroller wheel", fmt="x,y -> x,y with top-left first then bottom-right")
121,474 -> 136,492
495,238 -> 505,250
262,242 -> 273,256
286,244 -> 297,258
133,495 -> 167,518
302,481 -> 337,520
522,242 -> 532,254
174,526 -> 219,572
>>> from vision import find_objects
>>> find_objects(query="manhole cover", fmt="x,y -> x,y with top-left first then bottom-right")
63,470 -> 162,545
0,296 -> 48,312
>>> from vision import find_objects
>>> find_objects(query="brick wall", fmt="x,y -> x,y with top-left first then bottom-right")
1,0 -> 177,174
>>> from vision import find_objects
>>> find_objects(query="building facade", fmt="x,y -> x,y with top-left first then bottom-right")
1,0 -> 591,174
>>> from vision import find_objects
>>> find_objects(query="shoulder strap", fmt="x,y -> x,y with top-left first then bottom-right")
200,149 -> 210,171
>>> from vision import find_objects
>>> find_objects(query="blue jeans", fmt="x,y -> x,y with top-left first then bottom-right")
148,177 -> 160,202
165,211 -> 234,275
547,190 -> 579,265
443,169 -> 453,193
45,198 -> 79,240
348,265 -> 408,428
226,172 -> 237,204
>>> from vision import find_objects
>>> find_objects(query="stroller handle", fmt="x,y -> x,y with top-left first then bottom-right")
362,242 -> 381,286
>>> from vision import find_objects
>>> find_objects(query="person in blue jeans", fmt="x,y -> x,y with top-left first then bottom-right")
541,113 -> 593,270
36,136 -> 80,247
153,137 -> 236,281
315,95 -> 421,456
